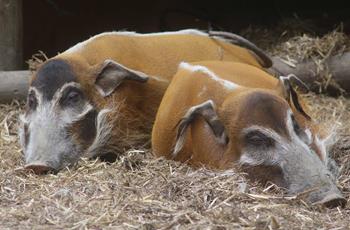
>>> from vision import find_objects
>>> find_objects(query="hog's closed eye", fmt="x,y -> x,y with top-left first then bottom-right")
244,130 -> 275,148
67,91 -> 80,101
60,88 -> 82,106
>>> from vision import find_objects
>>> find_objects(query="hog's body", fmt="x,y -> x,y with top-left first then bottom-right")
20,29 -> 270,173
152,61 -> 346,208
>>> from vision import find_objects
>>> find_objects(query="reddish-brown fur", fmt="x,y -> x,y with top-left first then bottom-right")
31,32 -> 268,153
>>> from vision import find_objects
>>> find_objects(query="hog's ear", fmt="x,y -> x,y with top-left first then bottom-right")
278,74 -> 311,120
95,59 -> 149,97
173,100 -> 228,156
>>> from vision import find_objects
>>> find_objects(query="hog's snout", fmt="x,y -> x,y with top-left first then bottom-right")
25,164 -> 55,174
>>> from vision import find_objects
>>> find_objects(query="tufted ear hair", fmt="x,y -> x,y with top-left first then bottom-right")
95,59 -> 149,97
278,74 -> 311,120
173,100 -> 228,156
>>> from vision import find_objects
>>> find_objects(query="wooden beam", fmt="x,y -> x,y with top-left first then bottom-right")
268,53 -> 350,96
0,70 -> 30,103
0,0 -> 23,70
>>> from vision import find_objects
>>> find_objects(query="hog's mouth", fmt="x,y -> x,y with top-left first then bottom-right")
238,163 -> 346,208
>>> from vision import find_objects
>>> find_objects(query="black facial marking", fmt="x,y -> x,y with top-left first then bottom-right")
291,114 -> 302,136
244,130 -> 275,148
99,153 -> 119,163
241,164 -> 287,189
242,92 -> 288,138
289,85 -> 311,120
32,59 -> 77,100
77,109 -> 97,145
24,123 -> 30,148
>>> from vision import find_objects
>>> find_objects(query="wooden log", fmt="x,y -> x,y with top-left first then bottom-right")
0,0 -> 23,70
268,52 -> 350,96
0,71 -> 30,103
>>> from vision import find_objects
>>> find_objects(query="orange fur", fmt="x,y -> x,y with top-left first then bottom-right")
31,31 -> 267,154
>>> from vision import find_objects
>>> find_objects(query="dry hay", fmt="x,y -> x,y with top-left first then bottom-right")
241,19 -> 350,57
26,51 -> 48,72
1,95 -> 349,229
243,23 -> 350,94
1,26 -> 350,229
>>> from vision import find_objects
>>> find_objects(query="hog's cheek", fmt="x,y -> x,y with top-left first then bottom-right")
68,110 -> 98,152
241,164 -> 287,188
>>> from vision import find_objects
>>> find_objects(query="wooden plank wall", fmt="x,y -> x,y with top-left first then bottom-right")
0,0 -> 23,71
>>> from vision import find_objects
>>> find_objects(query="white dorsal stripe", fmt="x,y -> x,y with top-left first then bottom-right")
179,62 -> 239,90
150,75 -> 169,83
63,29 -> 208,54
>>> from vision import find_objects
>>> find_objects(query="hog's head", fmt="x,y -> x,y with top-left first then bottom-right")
19,58 -> 149,174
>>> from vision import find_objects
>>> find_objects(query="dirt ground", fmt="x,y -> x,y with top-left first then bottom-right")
1,24 -> 350,229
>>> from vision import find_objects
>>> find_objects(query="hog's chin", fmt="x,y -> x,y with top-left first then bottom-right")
57,142 -> 85,170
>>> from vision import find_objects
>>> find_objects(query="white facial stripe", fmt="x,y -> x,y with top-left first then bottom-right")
239,153 -> 264,166
58,81 -> 81,93
76,103 -> 94,120
28,87 -> 43,107
239,125 -> 285,166
64,29 -> 208,54
24,102 -> 62,163
58,102 -> 94,126
86,108 -> 113,158
21,81 -> 97,169
24,82 -> 92,133
29,82 -> 82,110
179,62 -> 239,90
52,82 -> 82,106
304,128 -> 312,145
285,110 -> 296,138
243,125 -> 283,143
57,83 -> 94,125
285,110 -> 311,151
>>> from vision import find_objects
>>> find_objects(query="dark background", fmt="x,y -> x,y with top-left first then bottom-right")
23,0 -> 350,62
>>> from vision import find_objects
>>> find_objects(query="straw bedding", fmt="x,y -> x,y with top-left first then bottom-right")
1,25 -> 350,229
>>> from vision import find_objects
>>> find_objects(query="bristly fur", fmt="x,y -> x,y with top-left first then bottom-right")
85,99 -> 153,159
85,108 -> 114,158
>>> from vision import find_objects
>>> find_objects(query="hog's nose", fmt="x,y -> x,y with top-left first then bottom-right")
318,193 -> 347,208
25,164 -> 54,174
